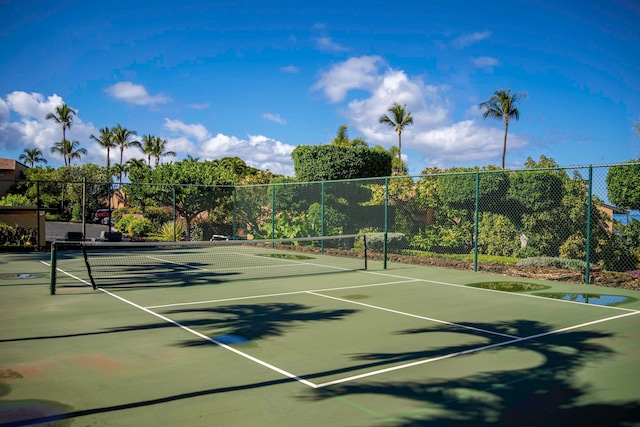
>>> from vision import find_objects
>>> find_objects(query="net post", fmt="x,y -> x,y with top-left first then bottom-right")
363,234 -> 368,270
49,242 -> 57,295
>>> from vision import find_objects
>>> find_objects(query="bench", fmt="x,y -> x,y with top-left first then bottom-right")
64,231 -> 84,241
100,231 -> 122,242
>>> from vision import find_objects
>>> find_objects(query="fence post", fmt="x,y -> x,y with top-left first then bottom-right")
271,184 -> 275,241
172,186 -> 177,241
585,165 -> 593,284
384,177 -> 389,270
233,186 -> 237,239
82,177 -> 86,240
474,172 -> 479,272
321,181 -> 325,253
36,180 -> 41,248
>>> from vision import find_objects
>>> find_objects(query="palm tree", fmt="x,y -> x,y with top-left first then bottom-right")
89,127 -> 116,168
111,124 -> 140,182
18,148 -> 48,167
151,136 -> 176,166
46,103 -> 76,144
331,124 -> 368,147
140,134 -> 156,166
479,88 -> 528,169
379,103 -> 413,170
50,139 -> 87,166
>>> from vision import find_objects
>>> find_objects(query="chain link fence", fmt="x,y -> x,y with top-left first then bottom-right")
2,164 -> 639,284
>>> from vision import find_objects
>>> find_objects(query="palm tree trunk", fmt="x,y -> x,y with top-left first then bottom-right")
502,119 -> 509,169
397,131 -> 402,165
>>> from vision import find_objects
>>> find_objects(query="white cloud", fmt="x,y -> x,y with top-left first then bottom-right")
312,55 -> 385,103
471,56 -> 500,68
315,36 -> 347,52
188,102 -> 210,110
280,65 -> 299,74
452,30 -> 492,48
164,118 -> 210,141
106,82 -> 170,106
0,91 -> 109,165
312,56 -> 529,169
163,122 -> 296,175
262,112 -> 286,125
413,120 -> 527,165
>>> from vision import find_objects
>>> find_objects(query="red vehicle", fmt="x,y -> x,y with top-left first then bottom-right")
93,208 -> 114,224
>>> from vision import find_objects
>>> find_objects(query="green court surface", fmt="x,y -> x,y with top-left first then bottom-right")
1,249 -> 640,426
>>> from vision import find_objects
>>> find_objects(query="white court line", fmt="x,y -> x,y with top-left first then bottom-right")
146,279 -> 420,309
306,291 -> 519,339
313,310 -> 640,388
41,260 -> 318,388
44,260 -> 640,391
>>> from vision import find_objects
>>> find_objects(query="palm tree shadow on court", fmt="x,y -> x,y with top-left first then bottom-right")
300,319 -> 640,426
6,318 -> 639,426
165,302 -> 359,345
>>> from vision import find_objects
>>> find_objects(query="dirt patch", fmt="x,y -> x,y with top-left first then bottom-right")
65,354 -> 126,373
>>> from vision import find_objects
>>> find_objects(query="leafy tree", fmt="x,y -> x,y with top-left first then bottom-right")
17,166 -> 60,209
379,102 -> 413,170
292,145 -> 392,181
0,194 -> 32,206
90,127 -> 116,168
606,161 -> 640,209
129,160 -> 235,240
479,88 -> 527,168
18,148 -> 47,167
331,124 -> 367,147
45,103 -> 76,146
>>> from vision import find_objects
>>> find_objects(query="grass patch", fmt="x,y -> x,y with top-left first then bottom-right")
467,281 -> 549,292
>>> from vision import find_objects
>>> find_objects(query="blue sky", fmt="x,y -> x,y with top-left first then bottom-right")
1,0 -> 639,176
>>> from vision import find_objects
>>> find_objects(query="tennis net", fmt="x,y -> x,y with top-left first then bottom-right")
50,234 -> 367,291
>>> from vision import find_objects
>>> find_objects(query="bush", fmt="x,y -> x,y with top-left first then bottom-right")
127,217 -> 153,237
516,256 -> 585,271
143,206 -> 172,229
155,221 -> 186,241
112,207 -> 142,225
116,214 -> 137,234
361,232 -> 407,254
0,222 -> 37,246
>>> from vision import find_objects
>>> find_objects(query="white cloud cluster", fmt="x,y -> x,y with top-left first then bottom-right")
0,91 -> 105,165
163,119 -> 296,176
106,82 -> 170,106
312,55 -> 384,103
312,55 -> 528,169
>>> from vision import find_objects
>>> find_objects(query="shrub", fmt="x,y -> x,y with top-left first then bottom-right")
143,206 -> 172,229
155,221 -> 186,241
0,222 -> 37,246
112,207 -> 142,225
516,256 -> 585,271
127,217 -> 153,237
361,232 -> 407,254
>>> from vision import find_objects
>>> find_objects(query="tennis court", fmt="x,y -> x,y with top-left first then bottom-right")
1,238 -> 640,426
